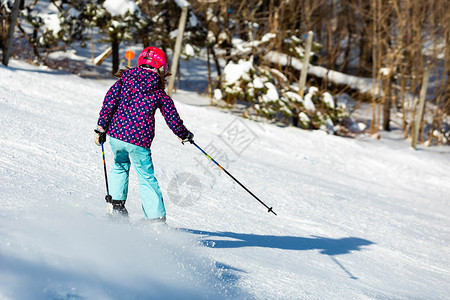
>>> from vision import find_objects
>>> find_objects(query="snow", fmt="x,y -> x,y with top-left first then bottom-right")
252,77 -> 264,89
103,0 -> 138,17
303,87 -> 317,111
322,92 -> 335,109
265,51 -> 377,94
169,29 -> 179,40
285,91 -> 302,102
223,59 -> 254,85
188,12 -> 198,28
68,7 -> 81,18
184,44 -> 195,57
1,0 -> 12,13
299,111 -> 310,123
261,33 -> 276,43
213,89 -> 223,102
47,49 -> 85,61
1,59 -> 450,299
207,30 -> 216,44
41,13 -> 62,36
357,122 -> 367,131
261,82 -> 279,102
173,0 -> 191,8
380,67 -> 392,76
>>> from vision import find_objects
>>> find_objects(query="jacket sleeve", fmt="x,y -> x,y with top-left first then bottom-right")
97,79 -> 123,129
157,90 -> 189,139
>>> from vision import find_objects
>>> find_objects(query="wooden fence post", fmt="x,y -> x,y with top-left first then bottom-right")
168,4 -> 188,97
298,31 -> 314,98
412,64 -> 430,149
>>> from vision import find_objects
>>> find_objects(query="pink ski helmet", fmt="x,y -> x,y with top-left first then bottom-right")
138,46 -> 169,73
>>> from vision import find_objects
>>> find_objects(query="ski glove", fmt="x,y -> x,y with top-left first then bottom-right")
94,126 -> 106,146
180,131 -> 194,144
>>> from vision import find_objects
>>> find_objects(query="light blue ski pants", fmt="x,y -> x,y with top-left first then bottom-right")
109,137 -> 166,219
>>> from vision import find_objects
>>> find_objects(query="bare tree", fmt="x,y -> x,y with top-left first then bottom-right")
1,0 -> 22,66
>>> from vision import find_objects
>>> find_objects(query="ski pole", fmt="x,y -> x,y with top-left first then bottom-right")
191,141 -> 277,216
100,142 -> 112,203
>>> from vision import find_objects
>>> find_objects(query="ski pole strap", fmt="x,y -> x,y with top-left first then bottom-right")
105,198 -> 125,206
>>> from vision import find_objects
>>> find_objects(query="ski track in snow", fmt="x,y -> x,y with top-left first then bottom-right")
1,60 -> 450,299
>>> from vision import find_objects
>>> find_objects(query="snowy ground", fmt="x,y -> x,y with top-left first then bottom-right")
1,60 -> 450,299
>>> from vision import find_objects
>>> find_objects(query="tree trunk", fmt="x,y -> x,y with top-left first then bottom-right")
445,0 -> 450,115
168,4 -> 188,96
2,0 -> 21,66
207,46 -> 212,100
412,65 -> 430,149
382,72 -> 392,131
0,12 -> 5,50
358,2 -> 373,77
111,35 -> 119,75
210,45 -> 221,77
339,6 -> 354,73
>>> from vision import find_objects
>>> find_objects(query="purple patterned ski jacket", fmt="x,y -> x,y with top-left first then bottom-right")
97,67 -> 189,148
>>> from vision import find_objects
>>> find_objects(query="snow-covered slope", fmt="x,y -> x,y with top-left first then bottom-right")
1,60 -> 449,299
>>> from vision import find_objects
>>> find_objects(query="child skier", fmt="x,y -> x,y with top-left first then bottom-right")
94,46 -> 194,222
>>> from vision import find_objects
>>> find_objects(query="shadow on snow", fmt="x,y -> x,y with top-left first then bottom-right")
181,229 -> 374,280
181,229 -> 374,256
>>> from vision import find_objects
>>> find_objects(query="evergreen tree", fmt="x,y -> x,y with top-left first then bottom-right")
57,0 -> 148,74
97,0 -> 141,74
137,0 -> 206,55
